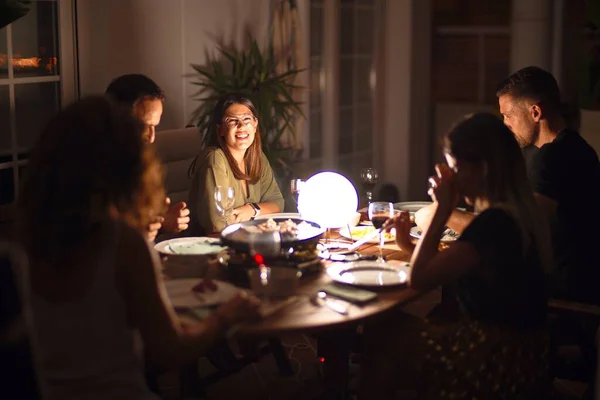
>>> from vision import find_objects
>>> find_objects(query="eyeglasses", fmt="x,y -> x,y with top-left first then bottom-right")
223,115 -> 256,128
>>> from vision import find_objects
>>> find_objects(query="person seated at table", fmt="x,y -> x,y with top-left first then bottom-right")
19,96 -> 261,400
360,113 -> 551,399
106,73 -> 190,241
188,93 -> 284,234
414,67 -> 600,304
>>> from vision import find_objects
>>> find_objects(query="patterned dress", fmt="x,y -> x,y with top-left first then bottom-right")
421,208 -> 549,399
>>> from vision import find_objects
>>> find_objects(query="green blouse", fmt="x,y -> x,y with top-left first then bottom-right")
188,148 -> 285,234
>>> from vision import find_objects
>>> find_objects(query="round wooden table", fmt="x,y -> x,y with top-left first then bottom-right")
163,230 -> 422,336
161,228 -> 423,397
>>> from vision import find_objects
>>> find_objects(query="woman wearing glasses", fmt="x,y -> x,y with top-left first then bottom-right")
188,93 -> 284,234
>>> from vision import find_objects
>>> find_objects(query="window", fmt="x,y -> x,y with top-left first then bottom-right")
308,0 -> 380,185
0,0 -> 76,220
431,0 -> 511,105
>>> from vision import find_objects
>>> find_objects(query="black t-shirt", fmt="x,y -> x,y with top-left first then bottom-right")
456,208 -> 547,330
527,130 -> 600,303
522,145 -> 539,173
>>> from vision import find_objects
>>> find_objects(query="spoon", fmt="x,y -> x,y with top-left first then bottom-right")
312,291 -> 349,315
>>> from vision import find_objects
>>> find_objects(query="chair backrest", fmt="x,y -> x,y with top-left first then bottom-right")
0,242 -> 44,399
154,127 -> 203,205
580,110 -> 600,156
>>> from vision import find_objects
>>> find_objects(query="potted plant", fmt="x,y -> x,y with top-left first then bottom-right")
189,37 -> 305,188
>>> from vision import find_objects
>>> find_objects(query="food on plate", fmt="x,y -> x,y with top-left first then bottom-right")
347,226 -> 395,242
242,218 -> 312,235
414,228 -> 460,242
440,229 -> 460,242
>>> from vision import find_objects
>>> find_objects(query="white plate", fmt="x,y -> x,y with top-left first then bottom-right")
164,279 -> 240,308
410,226 -> 460,243
254,213 -> 301,220
339,225 -> 396,243
393,201 -> 433,214
327,261 -> 410,287
154,237 -> 226,255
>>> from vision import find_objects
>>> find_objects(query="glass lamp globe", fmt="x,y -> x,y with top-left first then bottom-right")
297,172 -> 358,229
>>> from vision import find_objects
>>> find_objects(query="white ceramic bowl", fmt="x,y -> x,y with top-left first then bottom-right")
346,212 -> 361,228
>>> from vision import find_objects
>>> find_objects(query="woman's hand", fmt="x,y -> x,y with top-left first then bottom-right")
213,291 -> 261,330
427,164 -> 459,215
232,204 -> 255,223
388,211 -> 415,253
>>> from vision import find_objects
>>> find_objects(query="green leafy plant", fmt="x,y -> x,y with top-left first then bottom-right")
189,37 -> 305,179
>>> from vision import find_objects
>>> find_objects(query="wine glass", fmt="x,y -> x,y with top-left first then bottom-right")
290,179 -> 304,210
368,201 -> 394,262
214,186 -> 235,227
360,168 -> 379,205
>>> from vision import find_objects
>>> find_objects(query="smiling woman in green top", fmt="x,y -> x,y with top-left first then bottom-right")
188,93 -> 285,234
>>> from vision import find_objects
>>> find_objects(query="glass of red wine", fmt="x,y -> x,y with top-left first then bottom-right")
360,168 -> 379,205
368,201 -> 394,262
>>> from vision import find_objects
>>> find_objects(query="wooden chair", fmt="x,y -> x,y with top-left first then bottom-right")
0,242 -> 44,399
153,127 -> 203,206
547,298 -> 600,399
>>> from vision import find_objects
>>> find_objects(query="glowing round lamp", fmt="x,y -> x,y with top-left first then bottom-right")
298,172 -> 358,229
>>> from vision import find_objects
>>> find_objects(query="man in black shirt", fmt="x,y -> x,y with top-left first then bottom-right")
497,66 -> 600,304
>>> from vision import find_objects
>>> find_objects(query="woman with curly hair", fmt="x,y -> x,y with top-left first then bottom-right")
19,97 -> 260,400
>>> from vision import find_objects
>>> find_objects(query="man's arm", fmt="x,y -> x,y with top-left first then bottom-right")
414,203 -> 474,235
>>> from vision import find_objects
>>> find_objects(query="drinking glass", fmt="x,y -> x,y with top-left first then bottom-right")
214,186 -> 235,227
360,168 -> 379,205
368,201 -> 394,262
290,179 -> 304,210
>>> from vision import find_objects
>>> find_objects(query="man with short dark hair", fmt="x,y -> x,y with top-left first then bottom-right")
496,66 -> 600,303
106,74 -> 190,241
416,66 -> 600,303
106,74 -> 166,144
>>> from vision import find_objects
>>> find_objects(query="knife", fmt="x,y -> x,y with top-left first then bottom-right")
347,218 -> 394,251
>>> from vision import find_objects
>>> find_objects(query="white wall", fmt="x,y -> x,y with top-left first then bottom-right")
76,0 -> 271,130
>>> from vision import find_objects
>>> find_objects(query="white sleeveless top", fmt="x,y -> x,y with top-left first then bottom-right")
31,223 -> 159,400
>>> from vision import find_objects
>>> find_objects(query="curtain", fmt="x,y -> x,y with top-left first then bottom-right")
271,0 -> 305,150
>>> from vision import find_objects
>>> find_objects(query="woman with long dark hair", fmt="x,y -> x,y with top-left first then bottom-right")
360,113 -> 551,399
188,93 -> 284,234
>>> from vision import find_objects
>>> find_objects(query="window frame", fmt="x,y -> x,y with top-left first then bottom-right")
433,25 -> 510,105
305,0 -> 382,175
0,0 -> 78,221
